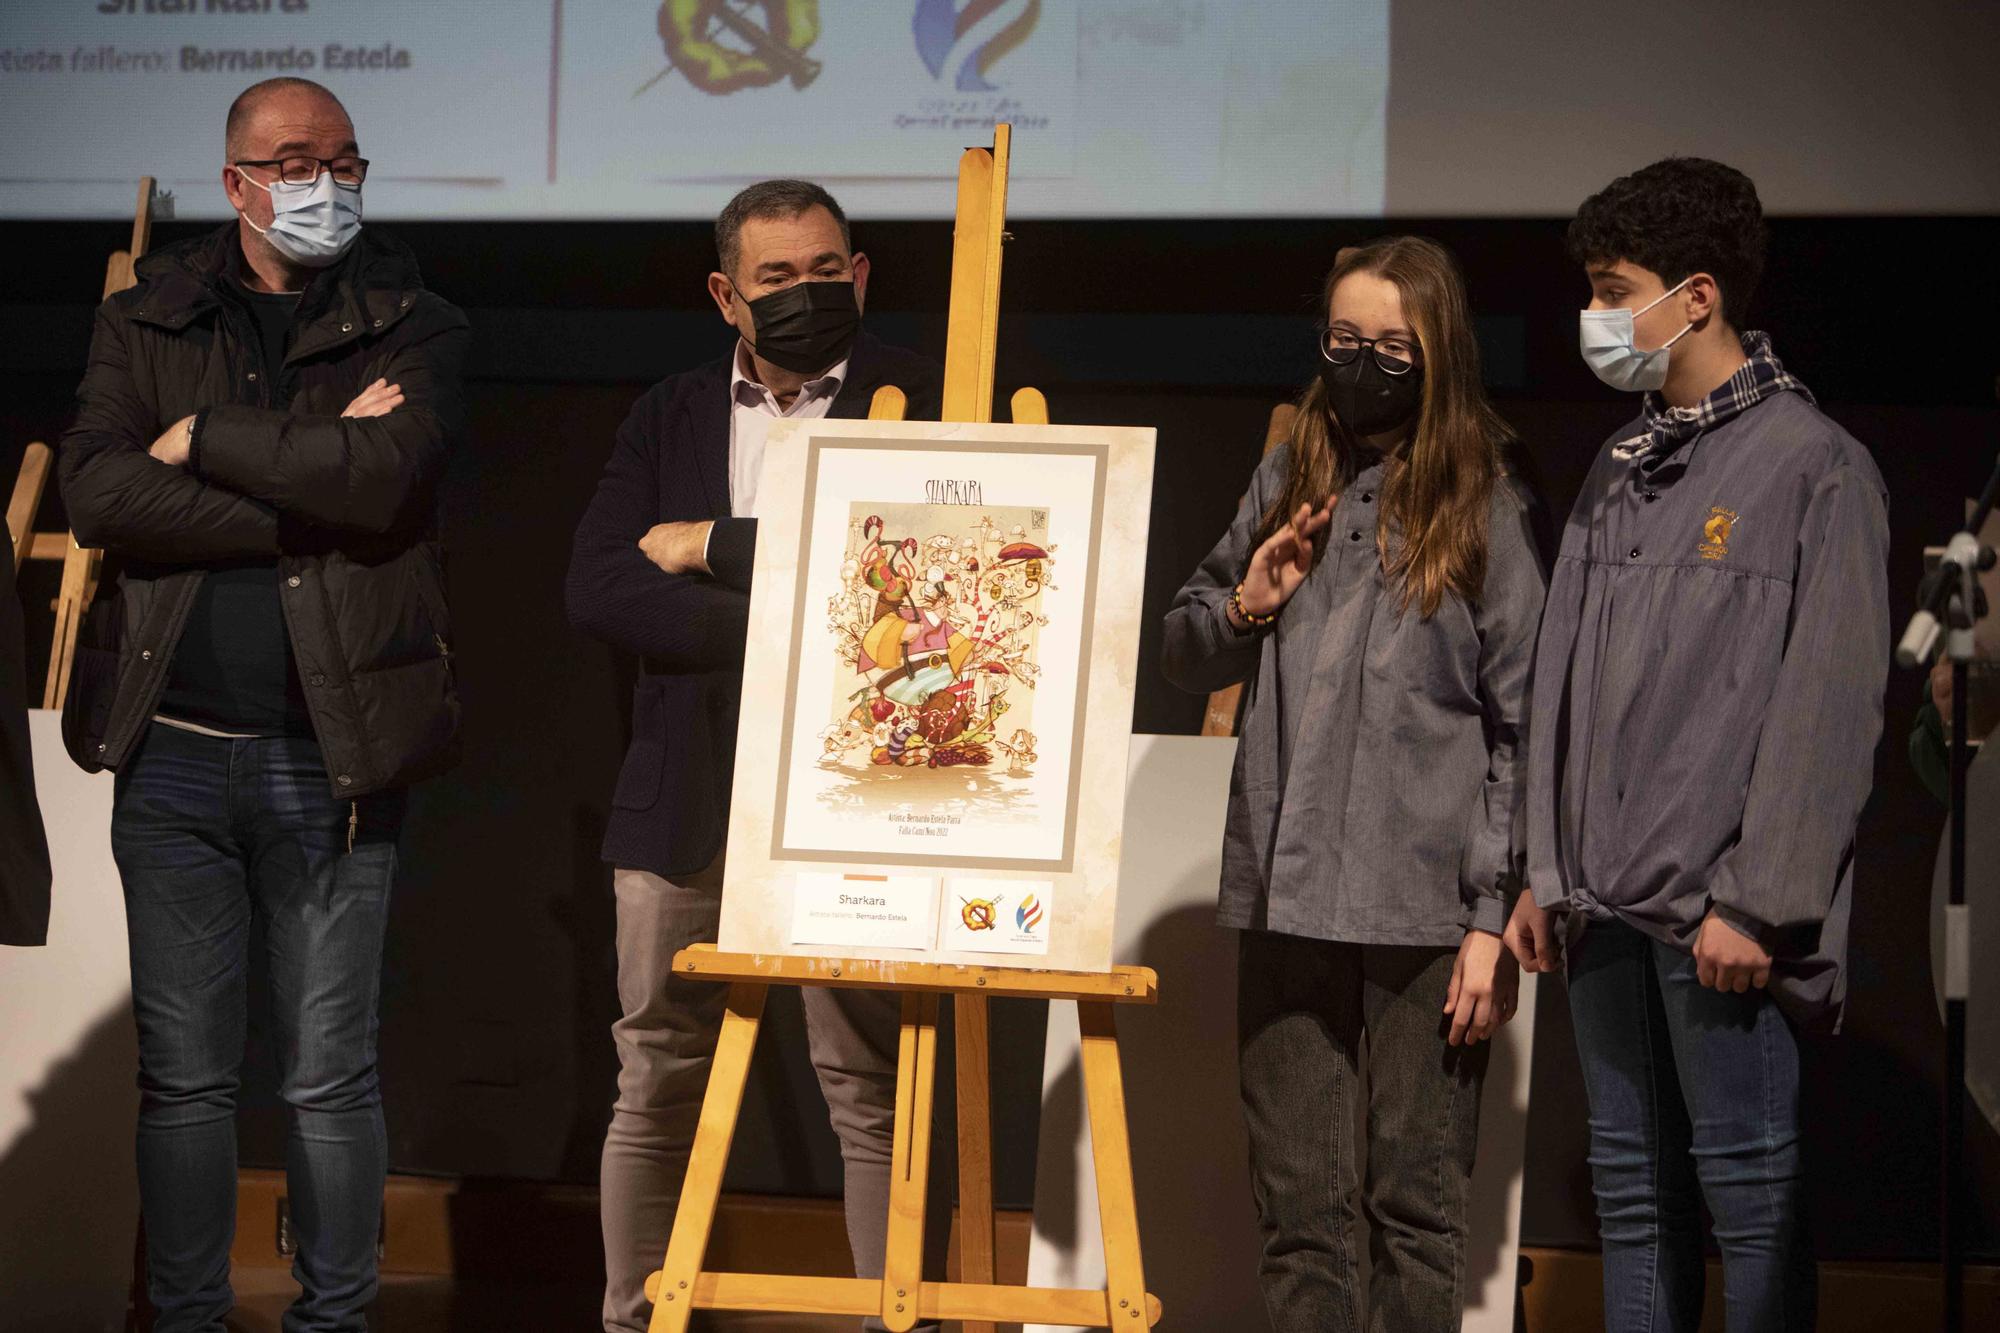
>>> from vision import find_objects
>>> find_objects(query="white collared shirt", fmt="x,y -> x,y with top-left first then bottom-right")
727,340 -> 847,519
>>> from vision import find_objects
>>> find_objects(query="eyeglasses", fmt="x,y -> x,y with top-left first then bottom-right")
233,156 -> 369,188
1320,328 -> 1419,376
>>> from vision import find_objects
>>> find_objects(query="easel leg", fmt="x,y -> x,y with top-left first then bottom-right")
43,544 -> 96,711
645,981 -> 768,1333
954,993 -> 997,1333
1079,1001 -> 1151,1328
882,992 -> 940,1333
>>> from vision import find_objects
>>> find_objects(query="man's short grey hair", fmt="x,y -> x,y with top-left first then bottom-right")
715,179 -> 851,281
225,77 -> 350,160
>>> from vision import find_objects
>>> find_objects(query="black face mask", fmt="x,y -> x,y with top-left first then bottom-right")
1319,354 -> 1424,438
743,279 -> 861,375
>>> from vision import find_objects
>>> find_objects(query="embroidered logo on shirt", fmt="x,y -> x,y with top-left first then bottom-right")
1698,507 -> 1738,561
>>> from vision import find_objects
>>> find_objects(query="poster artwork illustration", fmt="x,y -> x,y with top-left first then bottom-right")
819,501 -> 1052,792
726,418 -> 1151,970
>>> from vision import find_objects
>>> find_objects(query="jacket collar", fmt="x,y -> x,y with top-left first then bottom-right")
126,223 -> 427,362
728,338 -> 847,411
685,331 -> 906,516
1613,331 -> 1816,478
831,331 -> 897,416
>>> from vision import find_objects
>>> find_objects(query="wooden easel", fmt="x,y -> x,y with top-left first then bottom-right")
641,127 -> 1163,1332
5,177 -> 161,704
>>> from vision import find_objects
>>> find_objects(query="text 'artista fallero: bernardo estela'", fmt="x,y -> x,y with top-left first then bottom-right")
56,3 -> 417,76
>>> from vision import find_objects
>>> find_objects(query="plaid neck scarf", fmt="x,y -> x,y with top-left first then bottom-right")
1610,331 -> 1816,464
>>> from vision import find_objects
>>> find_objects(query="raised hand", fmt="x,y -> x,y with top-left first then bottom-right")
1236,497 -> 1335,621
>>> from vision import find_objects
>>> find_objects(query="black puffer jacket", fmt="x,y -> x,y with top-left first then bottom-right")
58,223 -> 468,797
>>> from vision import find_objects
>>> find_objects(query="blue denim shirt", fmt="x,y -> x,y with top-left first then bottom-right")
1164,448 -> 1547,947
1526,391 -> 1890,1029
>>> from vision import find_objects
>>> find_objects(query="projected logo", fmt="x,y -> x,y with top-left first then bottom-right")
641,0 -> 824,97
913,0 -> 1041,92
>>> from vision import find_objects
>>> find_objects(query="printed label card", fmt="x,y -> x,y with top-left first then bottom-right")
790,872 -> 939,951
941,878 -> 1053,956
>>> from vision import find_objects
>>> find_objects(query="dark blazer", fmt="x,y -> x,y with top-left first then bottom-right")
565,331 -> 944,879
2,539 -> 52,947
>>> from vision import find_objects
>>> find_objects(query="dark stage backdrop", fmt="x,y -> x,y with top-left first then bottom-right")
2,214 -> 1996,1260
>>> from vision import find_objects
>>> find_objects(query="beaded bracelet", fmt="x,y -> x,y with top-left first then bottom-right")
1229,583 -> 1278,628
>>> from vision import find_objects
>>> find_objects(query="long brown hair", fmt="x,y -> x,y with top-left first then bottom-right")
1257,236 -> 1514,618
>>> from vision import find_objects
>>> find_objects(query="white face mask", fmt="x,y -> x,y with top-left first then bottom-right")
238,168 -> 362,269
1578,276 -> 1694,393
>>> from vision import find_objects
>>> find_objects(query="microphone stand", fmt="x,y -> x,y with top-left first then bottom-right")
1896,448 -> 2000,1333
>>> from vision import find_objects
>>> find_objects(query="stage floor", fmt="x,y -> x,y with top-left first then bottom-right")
229,1265 -> 856,1331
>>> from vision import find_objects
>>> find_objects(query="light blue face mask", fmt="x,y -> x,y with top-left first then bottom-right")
1578,276 -> 1693,392
240,169 -> 362,269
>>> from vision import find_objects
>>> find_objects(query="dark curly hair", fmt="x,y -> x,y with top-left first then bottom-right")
1567,157 -> 1768,326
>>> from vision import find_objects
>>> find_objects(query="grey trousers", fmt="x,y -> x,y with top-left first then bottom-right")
1237,929 -> 1489,1333
600,864 -> 933,1333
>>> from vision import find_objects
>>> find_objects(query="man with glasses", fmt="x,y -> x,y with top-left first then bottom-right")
58,76 -> 467,1332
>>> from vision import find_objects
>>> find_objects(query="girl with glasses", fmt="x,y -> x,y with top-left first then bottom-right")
1162,235 -> 1548,1332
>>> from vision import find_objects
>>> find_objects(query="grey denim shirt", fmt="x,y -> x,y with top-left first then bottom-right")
1164,448 -> 1547,947
1526,391 -> 1889,1030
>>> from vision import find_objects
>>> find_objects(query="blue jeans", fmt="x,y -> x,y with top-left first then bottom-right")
112,722 -> 402,1333
1566,918 -> 1816,1333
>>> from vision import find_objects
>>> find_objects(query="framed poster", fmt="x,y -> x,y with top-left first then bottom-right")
718,418 -> 1156,973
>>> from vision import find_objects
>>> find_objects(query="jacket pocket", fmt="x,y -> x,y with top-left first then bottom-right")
60,597 -> 123,772
410,542 -> 454,650
1221,784 -> 1279,885
611,676 -> 670,810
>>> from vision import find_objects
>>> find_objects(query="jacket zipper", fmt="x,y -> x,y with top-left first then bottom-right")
312,568 -> 375,796
105,302 -> 266,763
347,801 -> 358,855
